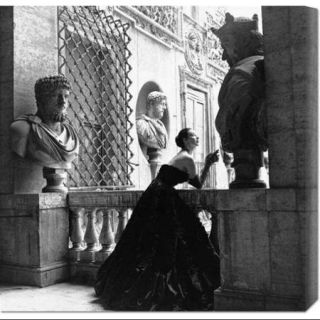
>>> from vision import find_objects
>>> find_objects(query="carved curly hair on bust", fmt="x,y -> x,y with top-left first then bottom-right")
35,75 -> 71,108
146,91 -> 167,110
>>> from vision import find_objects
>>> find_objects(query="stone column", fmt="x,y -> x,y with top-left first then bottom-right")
264,6 -> 318,191
263,6 -> 318,309
0,7 -> 70,287
214,6 -> 318,311
0,7 -> 14,194
0,6 -> 58,194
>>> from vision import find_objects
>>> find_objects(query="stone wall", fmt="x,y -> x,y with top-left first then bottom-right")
214,6 -> 318,311
0,7 -> 14,194
215,189 -> 310,310
115,6 -> 226,190
0,6 -> 58,194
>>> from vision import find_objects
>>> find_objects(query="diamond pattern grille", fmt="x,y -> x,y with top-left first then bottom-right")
58,6 -> 134,188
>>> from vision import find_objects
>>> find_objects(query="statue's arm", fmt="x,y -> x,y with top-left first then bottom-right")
10,120 -> 31,158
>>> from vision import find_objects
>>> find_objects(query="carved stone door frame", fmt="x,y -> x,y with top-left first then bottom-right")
179,66 -> 215,154
179,66 -> 217,188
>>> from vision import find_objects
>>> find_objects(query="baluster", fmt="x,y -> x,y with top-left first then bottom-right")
100,209 -> 115,253
96,209 -> 116,263
126,208 -> 132,221
69,207 -> 84,261
115,208 -> 127,243
70,207 -> 84,250
84,208 -> 99,251
82,208 -> 99,263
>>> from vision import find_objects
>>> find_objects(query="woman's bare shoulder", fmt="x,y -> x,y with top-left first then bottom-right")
169,152 -> 195,175
169,151 -> 192,164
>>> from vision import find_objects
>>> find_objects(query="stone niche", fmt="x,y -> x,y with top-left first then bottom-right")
135,80 -> 170,159
135,81 -> 170,180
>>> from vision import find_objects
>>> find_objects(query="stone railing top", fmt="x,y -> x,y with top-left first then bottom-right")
0,187 -> 314,213
67,188 -> 313,212
0,193 -> 68,211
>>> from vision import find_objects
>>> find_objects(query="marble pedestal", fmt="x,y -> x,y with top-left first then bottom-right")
0,193 -> 70,287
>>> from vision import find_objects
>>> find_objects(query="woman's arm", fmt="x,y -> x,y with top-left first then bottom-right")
188,150 -> 220,189
188,162 -> 210,189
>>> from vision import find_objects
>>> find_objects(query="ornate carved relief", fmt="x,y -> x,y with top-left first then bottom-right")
206,63 -> 227,83
184,29 -> 204,75
85,6 -> 114,16
118,6 -> 182,47
179,66 -> 212,93
204,10 -> 228,72
133,6 -> 178,35
204,8 -> 226,29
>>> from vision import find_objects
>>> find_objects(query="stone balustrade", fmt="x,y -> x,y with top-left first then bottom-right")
67,189 -> 218,282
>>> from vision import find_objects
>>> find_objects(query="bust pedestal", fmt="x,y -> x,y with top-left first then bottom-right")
147,148 -> 162,180
42,167 -> 68,193
230,148 -> 266,189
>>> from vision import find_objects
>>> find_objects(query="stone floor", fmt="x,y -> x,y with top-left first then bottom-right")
1,282 -> 319,319
0,282 -> 106,312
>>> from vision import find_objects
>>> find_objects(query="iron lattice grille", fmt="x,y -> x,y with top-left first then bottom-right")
58,6 -> 134,188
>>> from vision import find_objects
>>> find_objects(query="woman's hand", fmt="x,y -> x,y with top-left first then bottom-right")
205,150 -> 220,167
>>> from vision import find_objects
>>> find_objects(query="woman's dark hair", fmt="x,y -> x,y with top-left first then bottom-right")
175,128 -> 191,149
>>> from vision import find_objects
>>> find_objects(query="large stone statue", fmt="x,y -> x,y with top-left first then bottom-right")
136,91 -> 168,178
211,13 -> 268,188
10,75 -> 79,192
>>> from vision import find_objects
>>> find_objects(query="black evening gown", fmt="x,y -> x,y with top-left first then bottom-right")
94,165 -> 220,311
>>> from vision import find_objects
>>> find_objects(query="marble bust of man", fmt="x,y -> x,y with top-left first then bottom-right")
211,13 -> 268,188
136,91 -> 168,159
10,75 -> 79,169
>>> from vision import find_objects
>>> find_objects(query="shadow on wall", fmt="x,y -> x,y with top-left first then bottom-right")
135,81 -> 170,159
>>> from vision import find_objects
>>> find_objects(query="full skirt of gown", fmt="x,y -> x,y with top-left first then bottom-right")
94,165 -> 220,311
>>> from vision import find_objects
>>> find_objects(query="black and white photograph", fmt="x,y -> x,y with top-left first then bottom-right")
0,1 -> 318,319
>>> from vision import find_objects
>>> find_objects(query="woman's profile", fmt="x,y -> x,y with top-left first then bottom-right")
94,128 -> 221,311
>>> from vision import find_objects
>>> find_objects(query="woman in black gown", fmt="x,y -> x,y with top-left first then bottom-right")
95,128 -> 221,311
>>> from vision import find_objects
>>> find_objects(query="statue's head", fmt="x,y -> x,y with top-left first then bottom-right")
35,75 -> 71,123
211,12 -> 263,67
188,31 -> 201,52
146,91 -> 167,120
